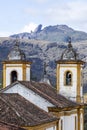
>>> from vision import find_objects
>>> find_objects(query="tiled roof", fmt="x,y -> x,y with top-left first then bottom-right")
0,120 -> 25,130
19,81 -> 79,108
0,93 -> 58,127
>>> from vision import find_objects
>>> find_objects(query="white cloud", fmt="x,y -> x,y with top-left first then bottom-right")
43,1 -> 87,32
1,0 -> 87,35
21,23 -> 38,33
45,1 -> 87,21
0,23 -> 38,36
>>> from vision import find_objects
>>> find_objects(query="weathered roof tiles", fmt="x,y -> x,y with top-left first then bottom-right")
0,93 -> 58,127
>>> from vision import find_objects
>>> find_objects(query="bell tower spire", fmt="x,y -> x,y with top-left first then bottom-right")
3,39 -> 32,88
56,39 -> 84,103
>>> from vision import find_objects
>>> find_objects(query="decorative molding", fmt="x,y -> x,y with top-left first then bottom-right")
22,64 -> 26,80
56,64 -> 60,92
3,64 -> 6,88
76,64 -> 81,103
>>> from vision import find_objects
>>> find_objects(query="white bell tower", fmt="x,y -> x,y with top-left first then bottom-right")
3,40 -> 32,88
56,39 -> 84,103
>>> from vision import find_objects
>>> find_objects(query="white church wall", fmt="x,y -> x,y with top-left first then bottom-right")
59,64 -> 77,101
60,113 -> 77,130
4,83 -> 54,112
26,65 -> 30,81
6,64 -> 23,86
46,126 -> 56,130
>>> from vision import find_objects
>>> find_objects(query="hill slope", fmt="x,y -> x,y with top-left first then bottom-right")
10,24 -> 87,42
0,37 -> 87,89
0,25 -> 87,90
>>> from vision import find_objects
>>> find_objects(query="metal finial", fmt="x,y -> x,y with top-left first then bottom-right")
68,37 -> 72,48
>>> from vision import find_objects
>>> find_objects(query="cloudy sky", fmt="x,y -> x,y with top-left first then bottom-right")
0,0 -> 87,36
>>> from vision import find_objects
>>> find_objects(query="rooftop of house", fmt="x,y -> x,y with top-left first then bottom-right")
0,93 -> 58,127
1,80 -> 81,109
0,120 -> 25,130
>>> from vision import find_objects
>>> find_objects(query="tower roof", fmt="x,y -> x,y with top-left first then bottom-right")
56,37 -> 85,64
8,40 -> 26,61
61,38 -> 77,60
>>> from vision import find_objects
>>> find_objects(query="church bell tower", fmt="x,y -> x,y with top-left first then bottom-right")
56,39 -> 84,103
3,40 -> 32,88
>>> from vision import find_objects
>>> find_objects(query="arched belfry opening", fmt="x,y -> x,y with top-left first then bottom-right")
11,71 -> 17,83
65,71 -> 72,85
56,38 -> 84,103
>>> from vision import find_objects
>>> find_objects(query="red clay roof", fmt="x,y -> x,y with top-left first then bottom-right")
0,93 -> 58,127
19,81 -> 79,108
0,120 -> 25,130
0,80 -> 79,109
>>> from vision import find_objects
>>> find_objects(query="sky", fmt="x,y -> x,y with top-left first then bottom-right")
0,0 -> 87,36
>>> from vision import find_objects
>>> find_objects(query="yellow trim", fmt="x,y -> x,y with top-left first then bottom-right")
51,110 -> 77,117
2,61 -> 31,88
22,120 -> 59,130
49,106 -> 84,130
56,64 -> 77,91
56,121 -> 59,130
3,64 -> 6,88
56,62 -> 82,103
77,64 -> 81,103
75,116 -> 77,130
56,60 -> 84,64
56,64 -> 60,92
80,108 -> 84,130
5,65 -> 23,67
22,64 -> 26,80
2,61 -> 32,64
82,109 -> 84,130
4,65 -> 30,68
58,66 -> 77,68
48,106 -> 79,116
77,108 -> 80,130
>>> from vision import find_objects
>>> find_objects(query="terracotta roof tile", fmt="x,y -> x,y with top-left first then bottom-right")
19,81 -> 79,108
0,93 -> 58,127
0,120 -> 25,130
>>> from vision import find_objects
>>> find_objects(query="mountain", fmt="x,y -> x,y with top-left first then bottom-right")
10,24 -> 87,42
0,25 -> 87,90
